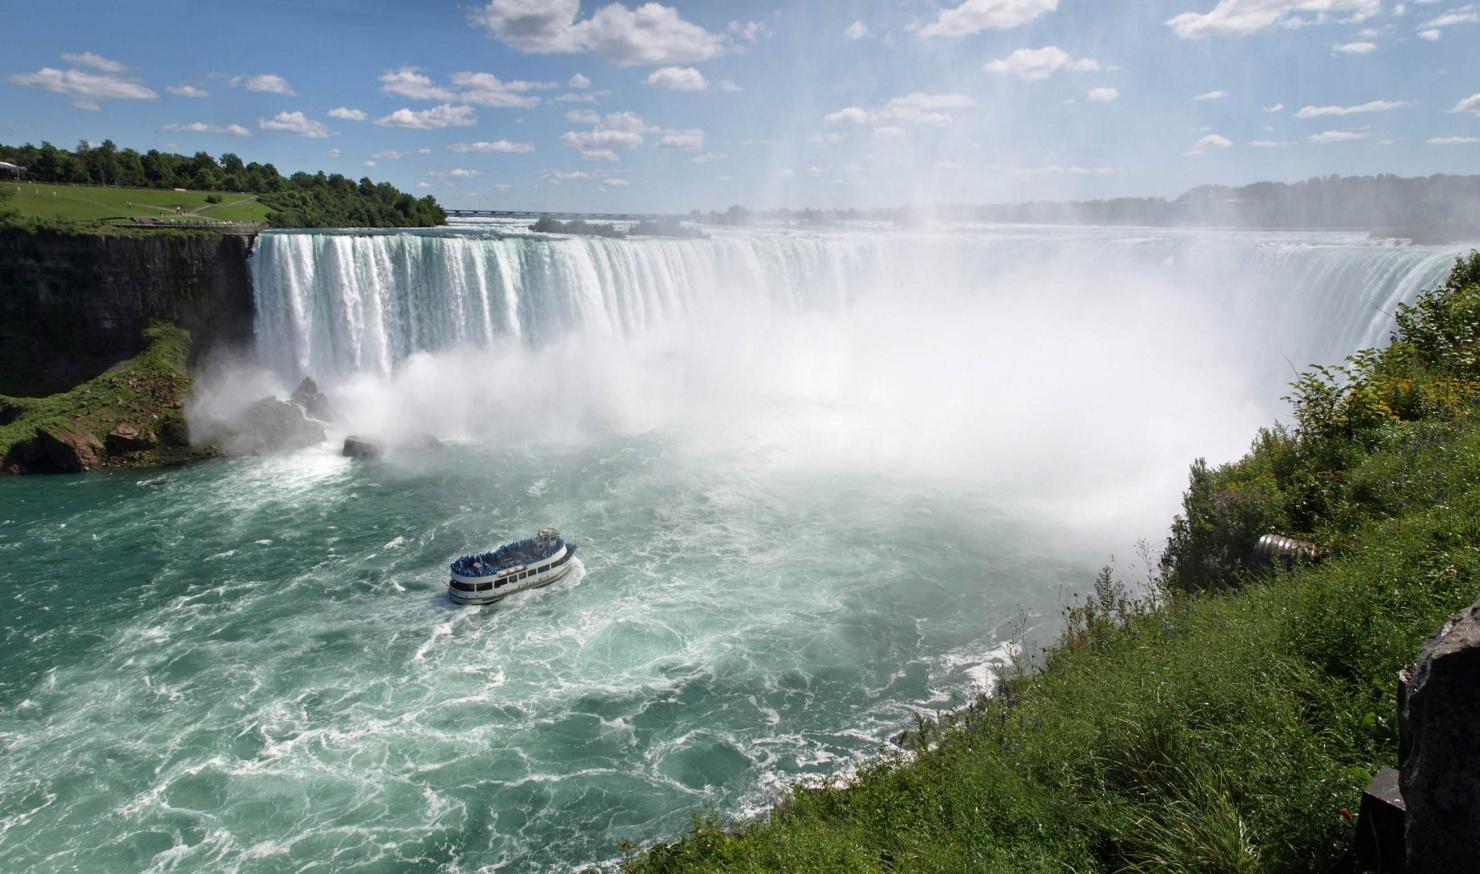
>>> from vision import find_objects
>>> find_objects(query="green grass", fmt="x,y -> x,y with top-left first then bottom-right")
627,257 -> 1480,872
0,180 -> 269,225
0,323 -> 208,469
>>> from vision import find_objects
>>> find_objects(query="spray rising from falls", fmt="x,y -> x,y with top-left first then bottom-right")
247,226 -> 1458,530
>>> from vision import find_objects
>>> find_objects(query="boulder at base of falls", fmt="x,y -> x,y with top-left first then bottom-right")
105,422 -> 157,455
290,377 -> 333,421
34,425 -> 107,472
1400,595 -> 1480,872
217,398 -> 326,455
342,435 -> 383,460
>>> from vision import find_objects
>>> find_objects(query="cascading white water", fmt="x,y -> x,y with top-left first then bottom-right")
252,223 -> 1458,385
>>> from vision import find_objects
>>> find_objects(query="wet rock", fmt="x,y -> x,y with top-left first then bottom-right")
35,425 -> 107,472
218,397 -> 325,455
342,435 -> 383,460
1399,596 -> 1480,873
407,432 -> 442,450
105,422 -> 157,454
290,377 -> 332,421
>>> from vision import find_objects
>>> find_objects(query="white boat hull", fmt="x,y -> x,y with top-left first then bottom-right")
448,544 -> 576,605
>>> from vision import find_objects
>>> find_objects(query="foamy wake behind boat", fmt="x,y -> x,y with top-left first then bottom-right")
448,528 -> 578,605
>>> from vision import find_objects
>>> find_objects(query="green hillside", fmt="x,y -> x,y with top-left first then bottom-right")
1,181 -> 269,225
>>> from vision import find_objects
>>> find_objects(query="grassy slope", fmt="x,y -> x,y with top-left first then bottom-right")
629,258 -> 1480,873
0,180 -> 269,224
0,323 -> 207,468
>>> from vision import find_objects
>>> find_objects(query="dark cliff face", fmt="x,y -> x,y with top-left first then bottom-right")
0,229 -> 256,395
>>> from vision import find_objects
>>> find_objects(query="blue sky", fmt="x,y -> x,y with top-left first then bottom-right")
6,0 -> 1479,211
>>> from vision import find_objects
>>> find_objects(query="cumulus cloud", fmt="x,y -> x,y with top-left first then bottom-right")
449,139 -> 536,153
1184,133 -> 1233,155
60,51 -> 128,73
921,0 -> 1059,38
375,104 -> 476,129
658,128 -> 705,150
569,72 -> 591,88
823,93 -> 975,130
1417,28 -> 1442,39
983,46 -> 1100,81
470,0 -> 727,65
9,65 -> 157,110
259,111 -> 330,138
546,169 -> 596,182
1295,99 -> 1408,117
168,84 -> 209,98
1264,102 -> 1285,112
1333,40 -> 1377,52
1423,5 -> 1480,28
1194,89 -> 1228,100
231,73 -> 294,94
379,67 -> 553,109
1308,128 -> 1370,142
1167,0 -> 1380,39
1087,86 -> 1119,102
845,20 -> 870,39
164,121 -> 251,137
1452,93 -> 1480,115
646,66 -> 708,91
1428,135 -> 1479,144
559,110 -> 658,160
328,106 -> 367,121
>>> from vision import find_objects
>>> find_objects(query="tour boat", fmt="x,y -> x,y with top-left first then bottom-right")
448,528 -> 578,605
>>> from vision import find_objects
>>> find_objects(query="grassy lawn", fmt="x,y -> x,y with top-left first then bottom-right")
0,181 -> 269,224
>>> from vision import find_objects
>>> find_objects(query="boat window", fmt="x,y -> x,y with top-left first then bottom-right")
450,580 -> 476,592
476,582 -> 493,592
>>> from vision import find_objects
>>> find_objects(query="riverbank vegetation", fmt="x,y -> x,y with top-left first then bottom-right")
0,140 -> 445,229
627,253 -> 1480,872
0,324 -> 208,473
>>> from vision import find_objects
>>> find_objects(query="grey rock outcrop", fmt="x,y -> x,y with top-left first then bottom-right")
217,398 -> 326,455
36,426 -> 107,472
1399,596 -> 1480,873
291,377 -> 333,421
342,435 -> 383,460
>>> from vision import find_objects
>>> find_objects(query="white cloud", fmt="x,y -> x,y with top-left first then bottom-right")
565,108 -> 602,123
845,20 -> 870,40
562,128 -> 644,150
1417,28 -> 1442,39
417,180 -> 432,188
164,121 -> 251,137
1167,0 -> 1381,39
717,79 -> 741,92
451,70 -> 554,107
1423,5 -> 1480,27
328,148 -> 344,158
1308,128 -> 1370,142
646,66 -> 708,91
1011,164 -> 1118,177
1429,135 -> 1479,144
569,72 -> 591,88
580,149 -> 621,161
167,84 -> 209,98
873,125 -> 908,139
1452,93 -> 1480,115
259,111 -> 331,138
59,51 -> 127,73
380,67 -> 454,100
1195,133 -> 1233,148
363,160 -> 377,168
328,106 -> 367,121
449,168 -> 480,177
1249,140 -> 1289,147
450,139 -> 535,153
983,47 -> 1100,81
546,169 -> 596,182
600,177 -> 631,187
1194,89 -> 1228,101
659,128 -> 705,150
8,66 -> 157,110
824,93 -> 974,129
231,73 -> 294,95
1087,86 -> 1119,102
470,0 -> 727,65
375,104 -> 477,129
1333,40 -> 1378,52
823,106 -> 871,125
1264,102 -> 1285,112
921,0 -> 1059,38
1296,99 -> 1408,117
727,19 -> 769,41
372,150 -> 407,160
692,152 -> 727,162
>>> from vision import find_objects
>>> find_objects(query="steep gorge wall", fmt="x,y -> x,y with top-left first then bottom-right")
0,228 -> 256,395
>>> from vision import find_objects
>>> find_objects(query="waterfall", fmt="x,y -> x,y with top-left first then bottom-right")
250,224 -> 1462,386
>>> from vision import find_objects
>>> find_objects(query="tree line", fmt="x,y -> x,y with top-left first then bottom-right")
0,140 -> 446,228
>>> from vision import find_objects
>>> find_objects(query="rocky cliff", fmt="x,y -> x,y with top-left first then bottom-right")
0,228 -> 256,396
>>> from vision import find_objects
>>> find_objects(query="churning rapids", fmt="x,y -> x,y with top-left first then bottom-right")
0,221 -> 1465,871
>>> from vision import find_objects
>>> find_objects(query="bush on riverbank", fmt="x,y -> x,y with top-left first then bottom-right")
627,254 -> 1480,872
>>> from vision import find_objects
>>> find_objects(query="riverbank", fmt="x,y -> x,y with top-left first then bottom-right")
1,323 -> 211,473
627,253 -> 1480,872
